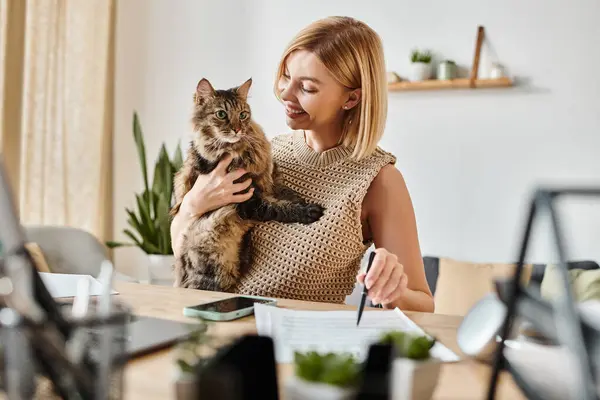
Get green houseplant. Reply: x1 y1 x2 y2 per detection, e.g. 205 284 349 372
284 351 361 400
107 111 183 284
409 49 434 82
381 331 441 400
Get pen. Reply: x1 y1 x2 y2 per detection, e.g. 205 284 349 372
356 251 376 327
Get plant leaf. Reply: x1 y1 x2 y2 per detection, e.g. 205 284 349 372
123 229 144 249
293 351 359 388
152 145 170 204
135 193 156 239
133 112 149 195
142 240 162 254
155 192 170 254
125 207 148 241
176 359 196 374
172 144 183 172
105 241 135 249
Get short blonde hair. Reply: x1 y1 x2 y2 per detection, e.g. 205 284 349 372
274 16 387 160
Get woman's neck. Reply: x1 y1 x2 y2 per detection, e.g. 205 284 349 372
304 127 343 153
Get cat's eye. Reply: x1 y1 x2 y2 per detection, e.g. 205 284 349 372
239 111 249 120
215 110 227 119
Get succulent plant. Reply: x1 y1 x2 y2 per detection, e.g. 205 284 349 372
410 49 433 64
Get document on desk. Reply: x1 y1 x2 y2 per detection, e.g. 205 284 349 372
254 304 460 363
39 272 118 298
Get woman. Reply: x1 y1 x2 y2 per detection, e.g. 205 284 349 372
171 16 434 312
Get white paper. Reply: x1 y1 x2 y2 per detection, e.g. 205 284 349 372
38 272 118 298
254 304 460 363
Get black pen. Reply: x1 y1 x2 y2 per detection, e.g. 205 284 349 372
356 251 376 327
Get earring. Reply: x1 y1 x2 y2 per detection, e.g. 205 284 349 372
343 105 349 110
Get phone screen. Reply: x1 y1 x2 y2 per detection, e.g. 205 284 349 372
188 297 273 313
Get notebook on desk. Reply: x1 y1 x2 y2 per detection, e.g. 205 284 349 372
254 303 460 363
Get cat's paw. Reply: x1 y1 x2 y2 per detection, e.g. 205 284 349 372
298 203 325 224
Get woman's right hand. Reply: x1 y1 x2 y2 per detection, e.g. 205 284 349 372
181 154 254 217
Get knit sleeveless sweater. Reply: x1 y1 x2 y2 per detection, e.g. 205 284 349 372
233 131 396 303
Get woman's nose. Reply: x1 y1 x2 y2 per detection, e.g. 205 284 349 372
279 80 295 102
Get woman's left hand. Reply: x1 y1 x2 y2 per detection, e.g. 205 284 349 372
356 248 408 306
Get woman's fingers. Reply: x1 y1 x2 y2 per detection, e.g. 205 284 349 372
229 179 253 195
379 267 403 304
364 251 386 289
356 272 366 284
227 168 248 183
230 188 254 203
366 255 393 299
214 153 234 175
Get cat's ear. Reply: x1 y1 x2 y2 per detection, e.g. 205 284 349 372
195 78 216 105
235 78 252 101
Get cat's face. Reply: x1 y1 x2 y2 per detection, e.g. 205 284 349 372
192 78 254 150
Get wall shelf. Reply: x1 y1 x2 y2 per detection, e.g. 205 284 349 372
387 26 514 93
388 77 513 92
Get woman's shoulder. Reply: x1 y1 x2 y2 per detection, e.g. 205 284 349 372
358 145 397 169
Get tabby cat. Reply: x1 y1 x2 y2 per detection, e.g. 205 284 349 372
171 77 324 291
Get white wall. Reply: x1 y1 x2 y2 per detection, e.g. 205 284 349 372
114 0 600 279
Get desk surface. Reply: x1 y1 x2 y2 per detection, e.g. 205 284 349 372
116 282 524 400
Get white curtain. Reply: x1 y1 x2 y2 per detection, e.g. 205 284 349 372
0 0 115 242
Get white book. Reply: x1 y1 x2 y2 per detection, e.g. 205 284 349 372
38 272 118 298
254 303 460 363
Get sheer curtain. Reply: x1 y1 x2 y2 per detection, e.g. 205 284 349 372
0 0 115 242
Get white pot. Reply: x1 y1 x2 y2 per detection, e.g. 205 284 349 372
390 358 441 400
408 62 432 81
490 63 505 79
147 254 175 286
284 376 356 400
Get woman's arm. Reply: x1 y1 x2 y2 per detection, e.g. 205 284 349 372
170 197 198 259
359 164 434 313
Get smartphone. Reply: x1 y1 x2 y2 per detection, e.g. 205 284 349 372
183 295 277 321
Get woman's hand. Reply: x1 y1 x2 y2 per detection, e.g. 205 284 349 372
181 153 254 217
356 248 408 306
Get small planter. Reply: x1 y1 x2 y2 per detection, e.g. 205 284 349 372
147 254 175 286
408 62 432 81
437 60 457 80
285 376 356 400
408 49 433 82
390 357 442 400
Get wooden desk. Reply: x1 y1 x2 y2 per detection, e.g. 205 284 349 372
117 282 524 399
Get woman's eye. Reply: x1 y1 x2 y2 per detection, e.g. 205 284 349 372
216 110 227 119
302 86 317 94
239 111 249 120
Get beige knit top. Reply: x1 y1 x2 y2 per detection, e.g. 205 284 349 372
233 131 396 303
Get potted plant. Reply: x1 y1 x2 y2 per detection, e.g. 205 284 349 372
107 111 183 285
285 351 361 400
380 331 441 400
408 49 433 81
171 318 223 400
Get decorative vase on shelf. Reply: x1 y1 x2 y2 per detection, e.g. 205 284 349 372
408 49 433 81
147 254 175 286
437 60 457 80
490 63 505 79
408 63 432 81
